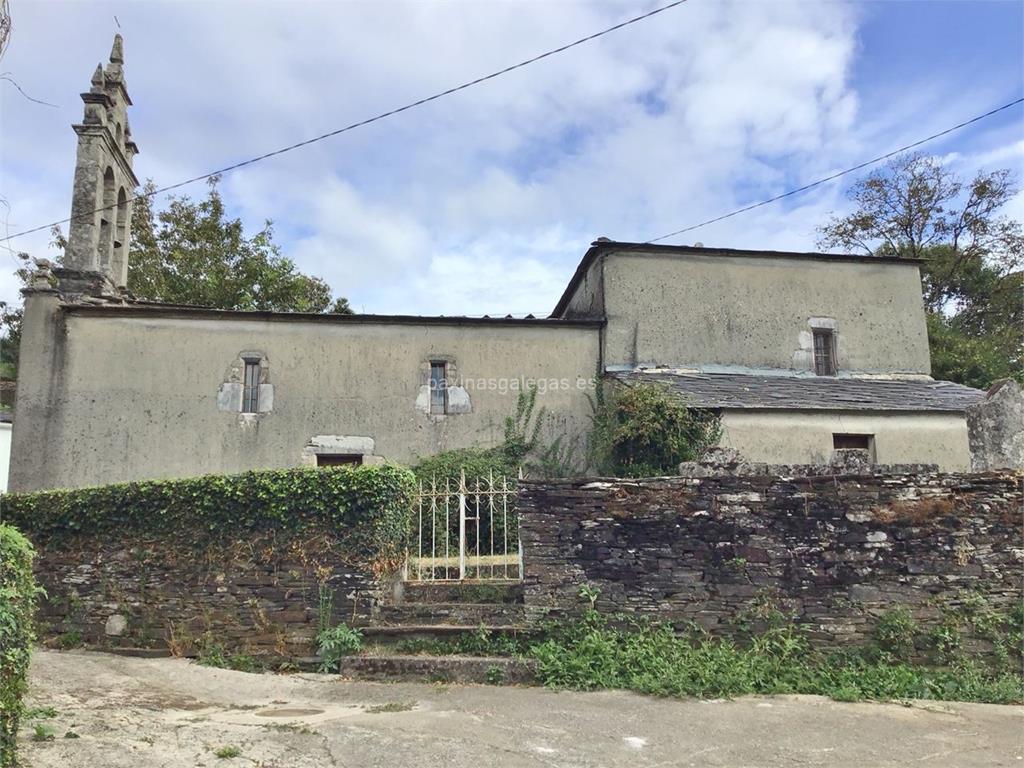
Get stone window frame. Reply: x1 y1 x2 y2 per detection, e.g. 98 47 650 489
218 350 274 417
804 317 839 376
812 328 837 376
416 355 472 419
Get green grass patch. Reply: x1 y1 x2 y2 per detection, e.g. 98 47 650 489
380 601 1023 704
54 630 84 650
31 724 55 742
529 610 1023 704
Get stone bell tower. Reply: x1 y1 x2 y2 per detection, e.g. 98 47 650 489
63 33 139 290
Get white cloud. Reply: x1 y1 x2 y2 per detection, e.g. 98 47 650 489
0 0 1015 319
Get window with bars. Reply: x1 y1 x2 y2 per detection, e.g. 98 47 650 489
242 359 261 413
429 361 448 415
812 329 836 376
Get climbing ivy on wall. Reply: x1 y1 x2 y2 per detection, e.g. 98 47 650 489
0 524 39 768
1 465 415 565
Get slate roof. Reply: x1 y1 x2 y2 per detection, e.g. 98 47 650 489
609 370 984 413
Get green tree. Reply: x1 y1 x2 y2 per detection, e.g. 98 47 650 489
0 259 30 381
127 177 352 313
817 153 1022 389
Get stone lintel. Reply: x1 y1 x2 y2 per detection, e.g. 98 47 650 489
306 435 375 455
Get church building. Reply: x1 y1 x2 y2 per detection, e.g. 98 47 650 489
8 36 984 492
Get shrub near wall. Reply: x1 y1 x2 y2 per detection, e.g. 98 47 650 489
0 525 39 768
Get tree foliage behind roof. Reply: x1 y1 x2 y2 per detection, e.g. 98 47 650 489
127 176 352 313
817 153 1023 389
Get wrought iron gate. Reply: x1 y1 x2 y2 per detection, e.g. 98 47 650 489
405 470 522 581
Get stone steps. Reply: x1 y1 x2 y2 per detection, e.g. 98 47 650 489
313 654 538 684
377 601 526 626
357 624 534 646
361 580 530 648
397 580 523 605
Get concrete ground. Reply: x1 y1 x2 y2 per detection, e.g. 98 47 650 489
22 649 1024 768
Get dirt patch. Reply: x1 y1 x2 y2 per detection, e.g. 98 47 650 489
255 707 325 718
21 649 1024 768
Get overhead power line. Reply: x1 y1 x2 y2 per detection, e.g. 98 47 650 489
1 0 690 244
646 97 1024 244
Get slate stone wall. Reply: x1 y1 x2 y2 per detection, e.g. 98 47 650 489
518 472 1023 648
678 446 939 478
32 533 382 658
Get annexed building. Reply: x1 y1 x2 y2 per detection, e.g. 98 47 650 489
552 242 982 468
8 37 983 492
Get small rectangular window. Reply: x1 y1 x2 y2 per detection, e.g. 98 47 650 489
242 360 260 413
429 361 448 415
833 433 872 451
316 454 363 467
812 329 836 376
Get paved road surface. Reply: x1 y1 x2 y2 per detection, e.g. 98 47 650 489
22 649 1024 767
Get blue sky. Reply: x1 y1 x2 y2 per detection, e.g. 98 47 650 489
1 0 1021 316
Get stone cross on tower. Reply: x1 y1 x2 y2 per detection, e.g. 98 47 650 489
64 33 139 290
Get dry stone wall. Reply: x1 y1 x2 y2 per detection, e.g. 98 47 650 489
25 470 1024 660
518 472 1023 649
32 533 380 658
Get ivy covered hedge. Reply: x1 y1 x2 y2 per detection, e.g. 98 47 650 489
1 525 39 768
0 465 416 563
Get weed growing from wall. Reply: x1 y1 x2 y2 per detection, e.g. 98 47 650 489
411 385 584 483
316 577 335 639
317 625 363 673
